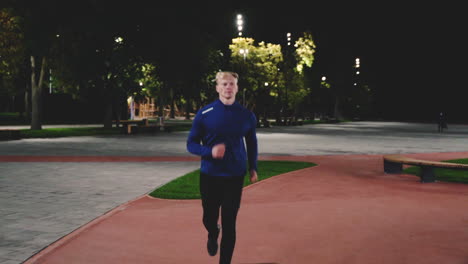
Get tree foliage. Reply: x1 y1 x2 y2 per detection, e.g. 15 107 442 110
229 37 283 110
294 32 316 74
0 8 25 97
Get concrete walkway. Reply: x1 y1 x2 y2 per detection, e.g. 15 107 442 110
1 121 467 263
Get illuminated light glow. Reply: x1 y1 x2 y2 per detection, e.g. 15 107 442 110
139 82 143 86
238 26 243 31
354 83 357 86
237 20 243 26
238 32 242 36
237 14 242 19
356 71 360 75
287 42 291 46
321 76 327 81
114 36 124 44
265 82 269 86
287 32 291 37
56 34 60 38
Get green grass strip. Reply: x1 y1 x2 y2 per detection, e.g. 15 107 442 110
20 127 121 138
149 160 316 199
403 158 468 184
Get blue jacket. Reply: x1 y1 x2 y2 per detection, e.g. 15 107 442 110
187 99 258 177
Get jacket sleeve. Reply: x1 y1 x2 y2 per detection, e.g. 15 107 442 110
187 111 212 158
245 112 258 171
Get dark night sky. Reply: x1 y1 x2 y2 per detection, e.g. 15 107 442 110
12 1 464 120
219 4 465 120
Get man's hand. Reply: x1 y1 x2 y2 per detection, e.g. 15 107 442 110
249 170 258 183
212 143 225 159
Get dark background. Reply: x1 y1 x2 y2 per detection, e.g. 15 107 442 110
2 2 465 122
128 3 465 122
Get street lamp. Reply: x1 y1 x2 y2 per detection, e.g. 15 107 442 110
114 36 124 44
236 14 244 36
353 57 361 84
239 48 249 106
354 58 360 68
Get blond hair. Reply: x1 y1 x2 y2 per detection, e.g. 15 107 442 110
215 71 239 84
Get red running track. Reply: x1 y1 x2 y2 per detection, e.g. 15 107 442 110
24 153 468 264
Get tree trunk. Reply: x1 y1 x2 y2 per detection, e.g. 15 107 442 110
103 81 113 129
185 97 191 120
24 86 30 121
10 95 15 112
103 101 113 129
158 96 164 117
333 95 342 120
30 56 46 130
170 87 175 119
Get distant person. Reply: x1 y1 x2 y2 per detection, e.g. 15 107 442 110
186 71 258 264
438 112 447 132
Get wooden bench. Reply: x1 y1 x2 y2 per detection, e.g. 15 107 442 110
139 124 177 133
383 154 468 183
113 119 148 134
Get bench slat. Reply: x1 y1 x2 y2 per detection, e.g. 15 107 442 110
383 155 468 169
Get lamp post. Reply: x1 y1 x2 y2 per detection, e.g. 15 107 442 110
239 49 249 106
353 57 362 117
236 14 244 36
283 32 293 122
354 57 360 86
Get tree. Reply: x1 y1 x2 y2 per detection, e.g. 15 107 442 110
0 7 27 114
46 1 147 127
288 32 316 118
2 1 66 129
229 37 283 123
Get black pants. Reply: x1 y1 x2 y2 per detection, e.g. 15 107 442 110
200 173 245 264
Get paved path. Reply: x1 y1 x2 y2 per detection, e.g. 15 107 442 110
1 121 467 263
24 153 468 264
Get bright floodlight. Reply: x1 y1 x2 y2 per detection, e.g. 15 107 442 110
236 14 245 36
287 32 291 37
356 71 360 75
114 36 123 44
265 82 269 86
321 76 327 81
